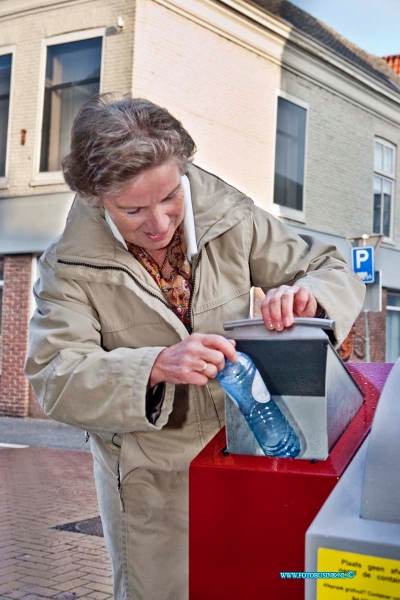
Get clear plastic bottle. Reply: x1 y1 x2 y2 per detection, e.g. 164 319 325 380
217 351 300 458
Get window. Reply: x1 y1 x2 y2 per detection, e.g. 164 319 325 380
273 95 307 214
373 138 395 238
386 292 400 362
0 52 12 179
39 35 102 173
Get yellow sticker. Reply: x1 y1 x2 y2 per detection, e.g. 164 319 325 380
317 548 400 600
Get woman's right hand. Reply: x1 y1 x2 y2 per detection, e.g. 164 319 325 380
149 333 237 387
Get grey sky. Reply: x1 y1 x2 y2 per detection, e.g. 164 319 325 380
289 0 400 57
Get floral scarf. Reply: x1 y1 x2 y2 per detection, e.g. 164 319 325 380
128 223 192 327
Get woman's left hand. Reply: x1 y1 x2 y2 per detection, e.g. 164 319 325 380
261 285 318 331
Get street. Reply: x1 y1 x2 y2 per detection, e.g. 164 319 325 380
0 418 113 599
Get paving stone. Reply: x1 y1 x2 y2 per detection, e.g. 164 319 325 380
2 591 26 599
0 448 112 598
16 588 57 598
54 589 92 599
19 595 53 600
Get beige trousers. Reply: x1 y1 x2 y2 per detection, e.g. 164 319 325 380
91 434 189 600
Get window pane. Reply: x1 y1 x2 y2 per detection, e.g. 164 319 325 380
373 176 382 234
386 309 400 362
40 37 102 172
0 54 12 177
383 180 392 237
384 146 393 174
274 97 306 211
374 142 383 171
388 293 400 308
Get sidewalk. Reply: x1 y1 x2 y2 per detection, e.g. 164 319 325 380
0 417 89 452
0 445 113 599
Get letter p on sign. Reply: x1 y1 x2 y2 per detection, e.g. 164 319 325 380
355 249 369 269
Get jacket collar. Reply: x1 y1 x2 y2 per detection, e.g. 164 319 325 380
55 164 252 272
104 174 198 262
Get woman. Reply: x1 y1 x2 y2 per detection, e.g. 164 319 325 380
25 94 364 600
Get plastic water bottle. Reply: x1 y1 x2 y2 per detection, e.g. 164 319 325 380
217 352 300 458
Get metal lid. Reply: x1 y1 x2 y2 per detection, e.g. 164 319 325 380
223 317 335 331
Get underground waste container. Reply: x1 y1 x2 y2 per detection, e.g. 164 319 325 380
189 318 393 600
305 358 400 600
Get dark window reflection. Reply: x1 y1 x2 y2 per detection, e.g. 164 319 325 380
40 37 102 172
0 54 12 177
274 97 306 211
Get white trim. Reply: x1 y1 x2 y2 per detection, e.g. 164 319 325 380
0 443 30 449
105 210 128 250
30 171 65 186
387 291 400 311
41 28 105 47
382 237 396 246
249 287 254 318
271 203 306 223
34 27 106 178
277 89 309 111
0 0 92 20
182 174 198 262
0 45 16 184
271 90 309 222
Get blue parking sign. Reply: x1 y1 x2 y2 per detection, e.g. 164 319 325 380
351 246 375 284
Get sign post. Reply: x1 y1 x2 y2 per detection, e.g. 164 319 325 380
348 235 384 363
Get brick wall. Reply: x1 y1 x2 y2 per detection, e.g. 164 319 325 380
340 288 388 363
0 255 32 416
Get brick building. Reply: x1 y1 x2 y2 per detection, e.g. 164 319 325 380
1 0 400 417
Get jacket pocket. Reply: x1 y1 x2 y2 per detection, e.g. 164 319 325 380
113 433 125 513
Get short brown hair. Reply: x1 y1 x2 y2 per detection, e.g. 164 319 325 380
62 93 196 206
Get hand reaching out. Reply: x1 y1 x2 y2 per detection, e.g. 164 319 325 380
261 285 318 331
150 333 237 387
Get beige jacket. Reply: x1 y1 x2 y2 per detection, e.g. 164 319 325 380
25 165 365 599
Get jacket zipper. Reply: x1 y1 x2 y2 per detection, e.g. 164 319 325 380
188 251 202 332
58 255 204 501
57 259 181 319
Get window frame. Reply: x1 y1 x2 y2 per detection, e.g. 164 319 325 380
0 45 16 190
386 290 400 362
32 28 105 186
373 137 396 242
271 90 309 224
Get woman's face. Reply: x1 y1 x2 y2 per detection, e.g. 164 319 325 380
103 160 185 252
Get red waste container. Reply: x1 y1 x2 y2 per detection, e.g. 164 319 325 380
189 363 393 600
